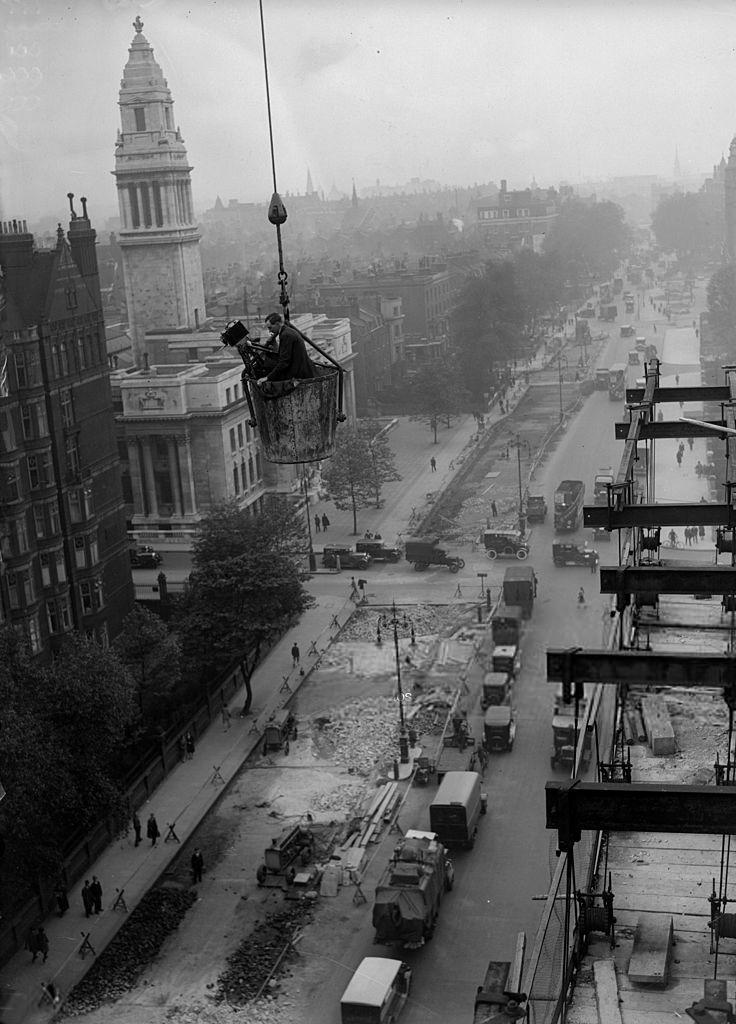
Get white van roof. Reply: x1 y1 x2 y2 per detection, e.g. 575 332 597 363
431 771 480 806
341 957 403 1007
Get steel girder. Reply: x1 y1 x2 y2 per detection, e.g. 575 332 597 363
547 648 736 687
598 565 736 594
584 503 736 529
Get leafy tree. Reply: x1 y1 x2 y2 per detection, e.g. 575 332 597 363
652 192 715 257
544 198 629 293
113 605 181 722
707 264 736 356
320 424 401 533
407 360 468 441
174 549 313 714
514 249 565 330
192 496 305 566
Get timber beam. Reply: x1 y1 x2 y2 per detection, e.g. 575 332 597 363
546 782 736 851
547 648 736 687
599 565 736 594
615 419 728 440
626 385 731 404
584 502 735 529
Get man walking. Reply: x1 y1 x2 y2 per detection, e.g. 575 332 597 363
430 456 437 472
321 513 330 532
221 704 231 732
191 847 204 884
34 926 49 963
314 513 321 533
90 876 103 915
132 811 142 847
82 880 93 918
291 642 300 667
147 812 160 847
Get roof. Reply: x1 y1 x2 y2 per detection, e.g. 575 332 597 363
484 705 512 725
340 957 403 1006
431 771 479 806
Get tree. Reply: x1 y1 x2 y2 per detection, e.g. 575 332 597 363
544 198 630 294
707 265 736 356
652 192 716 257
113 605 181 723
320 425 401 533
192 497 305 566
407 360 468 441
174 549 313 714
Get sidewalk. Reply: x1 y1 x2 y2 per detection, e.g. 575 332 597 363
1 352 546 1022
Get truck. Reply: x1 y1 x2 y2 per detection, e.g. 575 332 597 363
490 602 523 646
600 304 617 322
502 565 536 618
553 480 585 532
525 495 547 523
435 711 477 783
473 933 527 1024
613 276 624 294
608 363 626 401
372 830 454 949
625 297 635 313
404 536 465 574
593 467 614 505
429 771 486 850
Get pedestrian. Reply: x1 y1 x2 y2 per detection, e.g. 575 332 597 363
291 641 300 667
491 500 498 518
350 576 359 601
35 926 49 963
676 450 683 467
454 583 463 598
321 513 330 531
54 881 69 917
221 704 231 731
132 811 142 847
82 879 93 918
687 436 694 450
185 730 195 759
499 400 505 415
191 847 204 884
675 373 680 386
430 456 437 472
90 876 103 914
533 572 538 596
177 734 186 762
578 587 586 605
26 927 39 962
699 524 706 540
314 513 321 533
653 323 657 333
147 812 160 847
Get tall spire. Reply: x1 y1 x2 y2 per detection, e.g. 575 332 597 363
351 179 358 208
673 147 681 181
306 168 314 196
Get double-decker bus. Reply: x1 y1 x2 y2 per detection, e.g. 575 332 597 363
608 363 627 401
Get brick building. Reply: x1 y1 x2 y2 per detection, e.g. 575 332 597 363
0 203 134 657
472 179 560 253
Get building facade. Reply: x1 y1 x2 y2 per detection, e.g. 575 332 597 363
113 16 206 365
472 179 560 253
0 205 134 657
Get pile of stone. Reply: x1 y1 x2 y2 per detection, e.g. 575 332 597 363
216 903 314 1006
163 999 299 1024
311 783 367 813
338 604 449 643
61 886 197 1016
320 696 401 775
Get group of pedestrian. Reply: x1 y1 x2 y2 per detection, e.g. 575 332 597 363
313 512 330 533
683 526 705 545
81 876 103 917
26 924 49 963
177 731 196 761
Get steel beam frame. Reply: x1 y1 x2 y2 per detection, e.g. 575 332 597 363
547 648 736 687
598 565 736 594
626 385 731 404
585 503 736 529
615 420 729 440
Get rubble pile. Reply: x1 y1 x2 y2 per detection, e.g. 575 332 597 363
311 783 367 813
61 886 197 1016
164 999 299 1024
321 696 401 775
216 904 314 1006
338 604 449 642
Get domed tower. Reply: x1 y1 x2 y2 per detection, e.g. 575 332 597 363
113 16 206 365
725 135 736 261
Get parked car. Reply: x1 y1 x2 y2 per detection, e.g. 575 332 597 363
482 529 530 560
322 546 371 570
355 539 401 562
620 324 635 338
130 545 162 569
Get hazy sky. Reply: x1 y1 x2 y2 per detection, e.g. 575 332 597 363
3 0 736 225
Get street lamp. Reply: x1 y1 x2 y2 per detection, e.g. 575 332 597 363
507 434 531 536
377 601 416 764
300 465 317 572
556 351 569 423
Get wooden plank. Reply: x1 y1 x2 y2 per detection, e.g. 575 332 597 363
609 832 726 851
628 913 673 985
594 960 623 1024
616 891 707 916
607 846 723 867
508 931 526 993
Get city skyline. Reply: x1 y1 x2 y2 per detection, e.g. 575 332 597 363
1 0 735 223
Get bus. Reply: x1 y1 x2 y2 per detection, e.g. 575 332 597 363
608 363 627 401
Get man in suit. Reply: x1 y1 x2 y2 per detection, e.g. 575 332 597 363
258 313 316 383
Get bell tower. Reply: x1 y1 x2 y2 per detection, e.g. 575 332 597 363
113 16 205 365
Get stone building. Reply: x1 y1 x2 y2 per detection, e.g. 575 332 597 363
0 204 134 657
113 16 206 366
472 179 560 253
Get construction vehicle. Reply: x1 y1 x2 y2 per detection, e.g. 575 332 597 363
473 933 527 1024
429 771 486 849
436 711 477 783
593 467 614 505
404 536 465 574
550 691 592 771
484 705 516 752
256 823 315 886
525 495 547 523
490 603 523 647
502 565 536 618
372 829 454 949
608 364 626 400
341 958 412 1024
553 480 584 532
263 708 297 752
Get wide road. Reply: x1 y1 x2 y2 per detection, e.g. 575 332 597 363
303 297 660 1024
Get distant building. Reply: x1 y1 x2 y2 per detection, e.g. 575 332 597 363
0 204 134 657
472 179 560 253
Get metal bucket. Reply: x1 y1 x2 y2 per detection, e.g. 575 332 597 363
247 366 340 463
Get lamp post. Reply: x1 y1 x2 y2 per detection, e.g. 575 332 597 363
378 601 416 764
507 433 531 536
301 465 317 572
556 351 569 423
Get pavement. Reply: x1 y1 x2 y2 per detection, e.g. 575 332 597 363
0 348 550 1023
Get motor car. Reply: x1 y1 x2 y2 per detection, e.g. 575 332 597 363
552 542 599 568
620 324 635 338
130 546 163 569
482 529 530 560
355 539 401 562
322 546 371 569
635 336 647 351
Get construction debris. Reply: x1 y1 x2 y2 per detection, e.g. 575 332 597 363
163 999 300 1024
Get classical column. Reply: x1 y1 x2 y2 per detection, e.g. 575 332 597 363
176 434 196 515
127 438 146 515
167 437 183 516
140 438 159 518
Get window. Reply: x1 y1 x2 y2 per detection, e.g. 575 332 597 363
241 458 248 489
12 516 29 555
61 388 74 428
27 452 51 490
2 463 19 501
47 596 71 634
83 486 94 518
51 344 60 377
88 535 98 565
69 490 83 523
65 436 80 478
98 622 109 649
245 422 251 443
229 427 236 453
26 613 41 654
40 553 51 587
164 106 172 129
0 410 15 453
55 550 66 583
226 387 232 405
129 185 140 229
248 455 255 485
48 499 60 533
77 333 86 370
64 291 77 312
14 349 40 387
21 400 47 440
134 106 146 131
255 452 262 480
7 573 19 609
59 341 69 373
233 465 240 494
237 423 243 448
74 536 87 569
79 580 98 614
233 383 239 400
